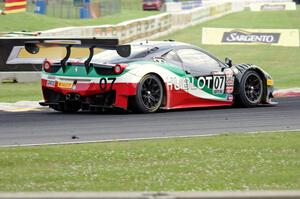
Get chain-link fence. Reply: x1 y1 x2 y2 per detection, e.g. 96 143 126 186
0 0 152 19
25 0 126 19
121 0 143 10
0 1 4 12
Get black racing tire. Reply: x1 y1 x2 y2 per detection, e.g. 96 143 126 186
237 70 264 107
50 103 80 113
129 74 164 113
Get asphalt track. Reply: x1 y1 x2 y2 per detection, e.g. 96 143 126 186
0 97 299 147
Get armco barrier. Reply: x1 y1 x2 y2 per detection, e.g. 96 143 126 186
0 191 300 199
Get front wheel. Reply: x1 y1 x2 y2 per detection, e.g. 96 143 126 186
237 70 264 107
130 74 164 113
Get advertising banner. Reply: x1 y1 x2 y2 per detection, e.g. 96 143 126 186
202 27 299 47
4 0 27 14
250 2 297 11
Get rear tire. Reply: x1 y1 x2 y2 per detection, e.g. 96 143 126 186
237 70 263 107
130 74 164 113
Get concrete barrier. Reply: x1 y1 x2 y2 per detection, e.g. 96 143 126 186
0 72 40 83
0 191 300 199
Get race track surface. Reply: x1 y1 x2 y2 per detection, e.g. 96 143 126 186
0 97 299 146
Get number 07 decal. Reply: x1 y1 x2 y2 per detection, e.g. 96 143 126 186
99 78 116 91
213 75 225 94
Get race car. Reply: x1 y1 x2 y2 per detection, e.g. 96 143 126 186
22 38 275 113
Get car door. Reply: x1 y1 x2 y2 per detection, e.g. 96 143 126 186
176 48 227 101
161 50 191 108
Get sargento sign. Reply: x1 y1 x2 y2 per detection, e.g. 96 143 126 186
250 2 296 11
202 28 299 47
221 30 280 44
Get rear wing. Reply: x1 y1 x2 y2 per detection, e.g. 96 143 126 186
0 37 131 72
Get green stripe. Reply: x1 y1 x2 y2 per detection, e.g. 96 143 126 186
187 75 227 99
43 64 129 78
127 61 186 77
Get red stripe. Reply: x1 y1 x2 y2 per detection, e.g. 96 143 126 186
5 0 26 3
165 84 232 109
5 5 26 11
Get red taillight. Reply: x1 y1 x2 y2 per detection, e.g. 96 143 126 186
43 60 52 72
114 64 128 75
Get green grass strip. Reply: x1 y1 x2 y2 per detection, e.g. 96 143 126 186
0 10 160 32
0 132 299 191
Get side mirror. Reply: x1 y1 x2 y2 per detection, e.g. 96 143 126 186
225 57 232 67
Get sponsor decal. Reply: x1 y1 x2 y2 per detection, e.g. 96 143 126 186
57 81 73 89
224 68 233 77
46 76 56 88
227 94 233 101
167 75 226 94
250 2 296 11
202 28 299 47
224 69 234 94
226 86 234 94
261 4 285 11
46 80 56 88
222 30 280 44
267 79 274 86
226 78 234 86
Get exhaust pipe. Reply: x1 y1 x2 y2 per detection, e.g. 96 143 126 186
75 94 81 101
65 93 81 101
66 94 71 100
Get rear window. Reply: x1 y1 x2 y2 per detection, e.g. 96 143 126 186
90 45 159 64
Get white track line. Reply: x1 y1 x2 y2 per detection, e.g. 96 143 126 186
1 129 299 148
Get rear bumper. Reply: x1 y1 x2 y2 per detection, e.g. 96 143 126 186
41 78 138 110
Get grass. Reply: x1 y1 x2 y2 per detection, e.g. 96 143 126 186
0 82 42 103
0 10 159 32
0 132 299 191
0 0 156 32
159 7 300 89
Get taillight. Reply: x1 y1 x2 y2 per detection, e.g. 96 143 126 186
114 64 128 75
43 60 52 72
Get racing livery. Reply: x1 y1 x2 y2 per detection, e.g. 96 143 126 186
21 38 275 113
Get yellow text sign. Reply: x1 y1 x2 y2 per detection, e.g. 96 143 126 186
202 28 299 47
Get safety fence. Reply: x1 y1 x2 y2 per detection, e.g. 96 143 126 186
39 2 235 43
